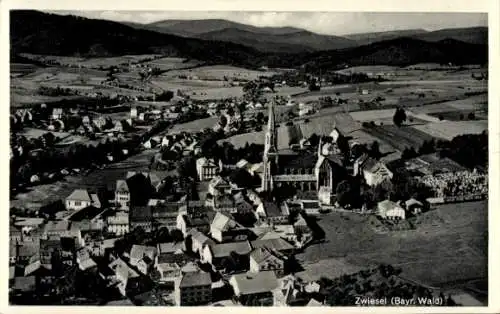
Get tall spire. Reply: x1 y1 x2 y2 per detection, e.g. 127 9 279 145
266 99 277 152
262 99 277 192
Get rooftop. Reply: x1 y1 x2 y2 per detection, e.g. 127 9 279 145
179 271 211 288
210 241 252 258
66 189 92 202
187 229 215 246
260 202 283 217
251 238 294 252
115 180 129 193
211 212 242 232
158 242 185 255
44 220 70 233
130 205 152 221
230 271 278 295
250 247 286 264
130 245 157 261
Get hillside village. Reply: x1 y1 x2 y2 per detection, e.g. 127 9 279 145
9 10 489 307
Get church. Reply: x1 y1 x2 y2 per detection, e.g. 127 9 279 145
260 100 347 197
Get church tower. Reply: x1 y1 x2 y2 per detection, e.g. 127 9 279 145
261 99 278 191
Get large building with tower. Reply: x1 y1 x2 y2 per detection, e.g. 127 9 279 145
260 101 346 196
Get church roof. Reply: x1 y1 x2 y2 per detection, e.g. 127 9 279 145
278 152 318 170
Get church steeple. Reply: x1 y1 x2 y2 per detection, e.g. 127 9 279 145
262 99 278 191
265 99 277 152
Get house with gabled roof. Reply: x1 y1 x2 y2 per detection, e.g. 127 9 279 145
115 180 130 210
129 245 157 275
52 108 63 120
185 229 215 256
208 176 231 196
249 247 287 277
210 212 245 243
229 271 278 306
65 189 93 211
354 154 393 186
202 240 252 268
108 257 141 297
251 238 295 256
256 201 290 224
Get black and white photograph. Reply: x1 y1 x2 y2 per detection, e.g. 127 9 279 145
6 4 493 308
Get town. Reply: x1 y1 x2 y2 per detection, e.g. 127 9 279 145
9 10 488 307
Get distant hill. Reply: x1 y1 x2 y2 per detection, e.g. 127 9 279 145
146 19 305 37
343 29 428 45
412 27 487 45
10 10 264 67
273 37 488 71
10 11 488 70
196 28 356 53
344 27 487 46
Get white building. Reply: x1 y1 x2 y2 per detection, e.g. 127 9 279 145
65 189 93 211
249 248 286 277
130 108 138 119
115 180 130 210
107 211 129 236
196 157 221 181
354 154 393 187
229 271 278 306
377 200 406 220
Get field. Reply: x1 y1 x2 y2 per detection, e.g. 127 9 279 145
144 57 203 71
10 148 163 210
162 65 277 81
170 117 218 133
297 201 487 288
362 125 436 151
218 130 265 148
412 120 488 140
18 53 162 68
427 111 479 121
20 128 70 140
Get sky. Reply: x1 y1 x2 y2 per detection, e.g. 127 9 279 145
50 11 487 36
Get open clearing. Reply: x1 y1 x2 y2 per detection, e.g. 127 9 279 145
163 65 276 81
170 117 218 133
19 53 162 68
412 120 488 140
297 201 487 287
362 125 436 151
10 148 162 210
144 57 202 71
427 111 480 121
219 130 265 148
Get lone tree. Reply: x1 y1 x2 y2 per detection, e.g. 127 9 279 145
393 107 407 127
336 180 355 208
370 141 381 159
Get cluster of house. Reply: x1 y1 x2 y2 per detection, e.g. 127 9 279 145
143 131 201 154
130 103 192 123
9 164 327 305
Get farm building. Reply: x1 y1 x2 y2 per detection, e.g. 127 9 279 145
377 200 406 220
354 154 393 186
405 198 424 215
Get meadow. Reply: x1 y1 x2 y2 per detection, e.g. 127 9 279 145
362 125 436 151
297 201 487 287
412 120 488 140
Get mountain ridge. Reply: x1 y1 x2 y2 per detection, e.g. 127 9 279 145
10 11 488 70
